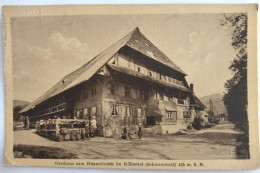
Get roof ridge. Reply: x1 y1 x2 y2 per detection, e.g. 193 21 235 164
126 28 187 75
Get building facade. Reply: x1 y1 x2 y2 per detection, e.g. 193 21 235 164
19 28 205 137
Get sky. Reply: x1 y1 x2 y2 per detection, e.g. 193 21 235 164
11 14 236 102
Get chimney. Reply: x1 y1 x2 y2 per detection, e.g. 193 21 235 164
190 83 194 92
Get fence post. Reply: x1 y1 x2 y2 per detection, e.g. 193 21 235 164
56 119 59 137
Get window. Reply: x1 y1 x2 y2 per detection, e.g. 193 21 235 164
83 108 88 118
167 111 173 118
140 89 144 100
178 99 185 104
79 110 84 119
91 106 97 117
149 71 153 76
168 77 172 83
137 108 142 117
84 88 88 99
133 88 137 99
183 111 191 118
168 94 173 102
91 87 96 96
112 105 119 116
163 76 167 82
52 107 57 112
159 93 164 100
58 104 65 110
76 110 81 119
159 74 162 80
125 86 130 97
155 92 160 99
126 106 133 116
111 84 116 95
166 111 177 119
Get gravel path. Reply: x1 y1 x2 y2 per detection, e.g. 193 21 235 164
14 122 243 159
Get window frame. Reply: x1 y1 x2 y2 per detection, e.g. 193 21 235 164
125 86 130 97
159 92 164 100
111 83 116 95
112 105 119 116
125 106 133 116
177 99 185 104
168 93 173 102
166 111 177 121
136 107 142 117
183 111 191 118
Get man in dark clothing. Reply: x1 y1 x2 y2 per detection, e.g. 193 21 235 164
138 126 142 139
121 127 128 139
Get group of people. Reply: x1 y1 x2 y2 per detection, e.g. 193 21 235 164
80 116 97 139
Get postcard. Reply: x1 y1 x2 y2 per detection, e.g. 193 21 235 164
3 4 259 170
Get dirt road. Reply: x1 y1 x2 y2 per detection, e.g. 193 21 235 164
14 122 245 160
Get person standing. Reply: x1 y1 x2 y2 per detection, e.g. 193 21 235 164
85 120 90 139
91 116 97 129
138 126 142 139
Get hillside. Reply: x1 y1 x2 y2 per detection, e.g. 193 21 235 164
199 93 227 115
13 100 30 121
13 100 30 109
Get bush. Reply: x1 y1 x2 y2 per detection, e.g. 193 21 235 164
205 122 212 128
187 124 193 129
192 117 205 130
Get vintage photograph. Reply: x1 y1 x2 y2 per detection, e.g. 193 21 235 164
3 4 259 170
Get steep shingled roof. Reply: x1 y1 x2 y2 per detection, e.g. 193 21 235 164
20 27 187 113
126 29 186 75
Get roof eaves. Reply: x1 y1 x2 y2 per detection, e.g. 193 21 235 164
108 64 191 92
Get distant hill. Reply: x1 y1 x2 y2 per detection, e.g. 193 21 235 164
199 93 227 115
13 100 30 109
13 100 30 121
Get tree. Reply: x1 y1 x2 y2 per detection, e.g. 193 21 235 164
221 13 248 131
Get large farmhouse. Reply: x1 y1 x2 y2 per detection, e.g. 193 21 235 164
19 28 205 137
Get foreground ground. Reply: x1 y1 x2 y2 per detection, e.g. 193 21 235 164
13 122 247 160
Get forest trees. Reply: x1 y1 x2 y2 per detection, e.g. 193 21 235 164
222 13 248 131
